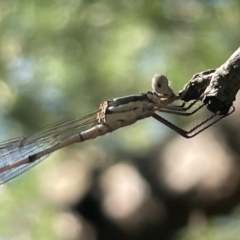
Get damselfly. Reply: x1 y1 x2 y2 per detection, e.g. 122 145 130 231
0 75 234 184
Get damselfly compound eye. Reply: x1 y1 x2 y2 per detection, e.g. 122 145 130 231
151 74 175 98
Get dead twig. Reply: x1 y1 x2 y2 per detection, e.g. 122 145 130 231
179 47 240 114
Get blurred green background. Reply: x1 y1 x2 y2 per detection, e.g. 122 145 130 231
0 0 240 240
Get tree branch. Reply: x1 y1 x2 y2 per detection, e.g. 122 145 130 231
179 47 240 114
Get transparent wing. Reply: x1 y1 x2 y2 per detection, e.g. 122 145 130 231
0 110 99 184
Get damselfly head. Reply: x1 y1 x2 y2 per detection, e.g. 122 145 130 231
151 74 175 98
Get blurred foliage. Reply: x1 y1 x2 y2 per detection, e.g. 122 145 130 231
0 0 240 240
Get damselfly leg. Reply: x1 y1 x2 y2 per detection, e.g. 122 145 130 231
159 100 205 116
152 104 235 138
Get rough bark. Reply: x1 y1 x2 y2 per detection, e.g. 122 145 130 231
179 47 240 114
